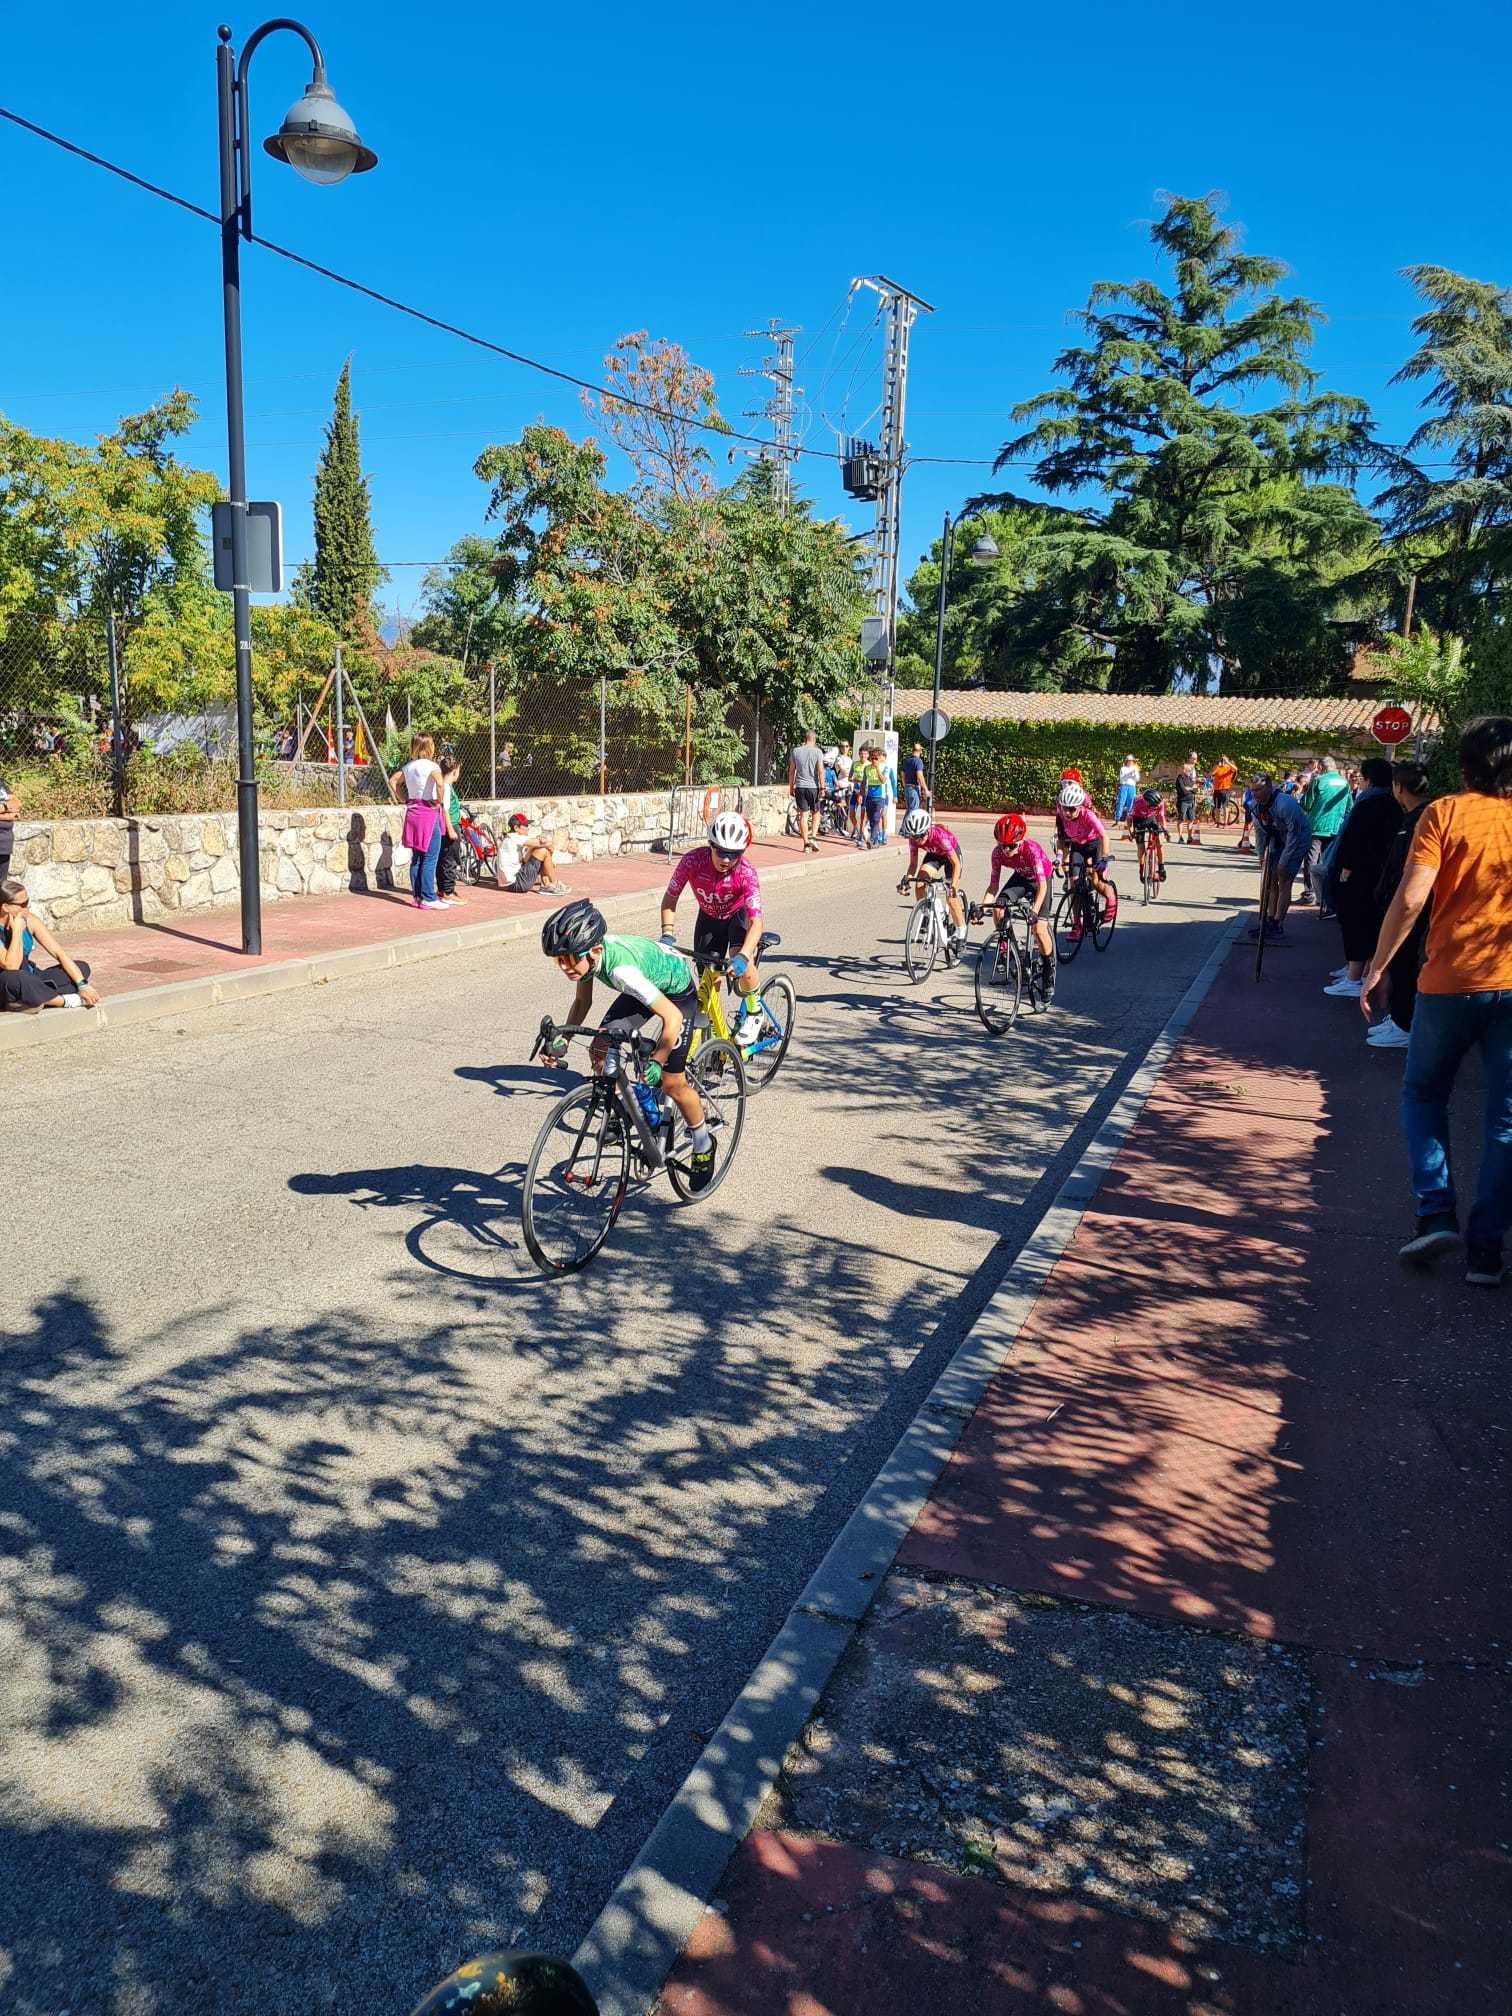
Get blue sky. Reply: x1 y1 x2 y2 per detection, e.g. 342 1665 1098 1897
1 0 1507 624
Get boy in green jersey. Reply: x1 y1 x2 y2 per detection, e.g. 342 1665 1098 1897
540 900 717 1191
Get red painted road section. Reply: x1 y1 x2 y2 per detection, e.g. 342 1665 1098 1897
657 934 1512 2015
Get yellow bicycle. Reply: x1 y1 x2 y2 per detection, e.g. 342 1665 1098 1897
684 929 796 1094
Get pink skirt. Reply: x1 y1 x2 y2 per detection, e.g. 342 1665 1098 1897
401 799 439 852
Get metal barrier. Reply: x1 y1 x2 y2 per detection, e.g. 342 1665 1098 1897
664 779 746 855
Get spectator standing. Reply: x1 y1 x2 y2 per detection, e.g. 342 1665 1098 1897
1114 754 1140 829
1361 716 1512 1285
0 771 17 884
389 732 450 910
1363 759 1433 1051
1209 754 1237 832
1246 774 1313 945
1300 757 1353 907
1 879 100 1010
1175 751 1201 845
900 743 927 816
788 730 824 853
435 752 466 906
857 745 886 849
1322 757 1402 998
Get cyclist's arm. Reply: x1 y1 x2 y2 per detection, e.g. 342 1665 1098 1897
659 896 679 936
661 854 692 919
564 979 593 1030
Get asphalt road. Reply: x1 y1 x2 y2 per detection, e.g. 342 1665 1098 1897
3 821 1260 2014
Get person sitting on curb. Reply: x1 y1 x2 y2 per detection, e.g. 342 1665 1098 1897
496 812 568 895
1 879 101 1011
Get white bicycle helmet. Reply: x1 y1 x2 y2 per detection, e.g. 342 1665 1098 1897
900 807 932 839
1057 780 1086 813
707 809 752 855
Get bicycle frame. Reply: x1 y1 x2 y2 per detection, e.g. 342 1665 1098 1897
531 1019 667 1167
683 932 788 1068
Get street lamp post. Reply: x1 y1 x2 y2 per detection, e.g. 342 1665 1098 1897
216 19 376 954
927 507 998 803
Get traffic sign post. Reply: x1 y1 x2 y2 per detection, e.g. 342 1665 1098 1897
1371 705 1412 747
918 707 952 744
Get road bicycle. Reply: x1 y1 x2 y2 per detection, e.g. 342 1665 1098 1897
683 928 796 1094
1135 831 1164 904
458 806 499 884
520 1015 747 1274
968 898 1055 1035
901 870 970 983
1053 855 1117 963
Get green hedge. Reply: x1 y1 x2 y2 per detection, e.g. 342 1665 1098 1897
877 719 1350 813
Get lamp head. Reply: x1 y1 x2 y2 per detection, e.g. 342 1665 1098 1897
967 532 1000 568
264 75 377 184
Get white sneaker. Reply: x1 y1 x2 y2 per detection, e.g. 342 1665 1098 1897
733 1013 762 1049
1329 966 1349 982
59 995 85 1010
1368 1018 1412 1048
421 898 449 910
1323 977 1364 997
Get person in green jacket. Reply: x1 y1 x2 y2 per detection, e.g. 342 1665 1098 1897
1300 757 1354 908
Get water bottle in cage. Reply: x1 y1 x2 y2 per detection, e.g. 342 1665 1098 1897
632 1079 662 1131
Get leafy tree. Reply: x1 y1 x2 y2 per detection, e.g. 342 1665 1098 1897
581 331 731 503
293 358 385 640
1377 266 1512 634
990 193 1381 693
410 533 521 672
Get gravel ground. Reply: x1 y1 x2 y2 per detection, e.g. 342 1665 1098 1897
1 824 1261 2014
762 1569 1311 1952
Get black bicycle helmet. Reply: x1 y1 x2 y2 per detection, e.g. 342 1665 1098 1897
1144 789 1164 808
541 899 606 959
407 1952 598 2016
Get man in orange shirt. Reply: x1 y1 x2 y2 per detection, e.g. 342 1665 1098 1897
1210 754 1237 830
1362 715 1512 1286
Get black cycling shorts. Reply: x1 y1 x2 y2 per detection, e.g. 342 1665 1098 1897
598 986 698 1075
793 786 819 811
994 872 1046 917
692 908 755 967
1067 842 1109 875
922 849 958 879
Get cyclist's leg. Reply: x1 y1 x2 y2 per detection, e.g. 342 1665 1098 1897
658 989 705 1129
946 858 965 930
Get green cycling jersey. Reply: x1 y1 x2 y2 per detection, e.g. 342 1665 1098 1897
592 934 694 1007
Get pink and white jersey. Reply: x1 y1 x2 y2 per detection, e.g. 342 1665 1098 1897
988 837 1054 891
1058 805 1108 849
662 846 763 921
917 824 960 859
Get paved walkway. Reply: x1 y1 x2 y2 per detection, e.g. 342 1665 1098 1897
655 928 1510 2014
49 824 872 1001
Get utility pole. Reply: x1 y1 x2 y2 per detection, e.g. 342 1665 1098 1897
855 275 933 723
740 320 800 514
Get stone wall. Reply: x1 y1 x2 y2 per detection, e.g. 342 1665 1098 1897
9 784 792 932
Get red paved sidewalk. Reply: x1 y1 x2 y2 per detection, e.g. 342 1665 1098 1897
656 931 1511 2014
47 824 885 1002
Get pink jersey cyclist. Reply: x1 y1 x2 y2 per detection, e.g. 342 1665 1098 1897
915 823 960 868
662 846 763 924
1058 802 1109 863
987 836 1054 894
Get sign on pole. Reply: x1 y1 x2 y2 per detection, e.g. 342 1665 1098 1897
1371 704 1412 747
212 500 283 594
918 706 952 744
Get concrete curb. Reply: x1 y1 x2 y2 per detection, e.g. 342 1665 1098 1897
572 911 1244 2016
0 843 883 1055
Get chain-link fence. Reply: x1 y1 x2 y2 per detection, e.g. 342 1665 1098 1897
1 611 815 822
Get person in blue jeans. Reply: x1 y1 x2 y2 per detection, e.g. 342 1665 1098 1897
1362 715 1512 1287
900 743 927 815
1114 754 1140 828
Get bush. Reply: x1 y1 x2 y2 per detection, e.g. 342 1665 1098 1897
1427 623 1512 796
879 719 1346 812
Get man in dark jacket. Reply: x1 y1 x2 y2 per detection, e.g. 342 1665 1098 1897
1363 759 1433 1050
1323 758 1402 999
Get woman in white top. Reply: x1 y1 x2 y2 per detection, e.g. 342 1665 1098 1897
389 732 453 909
1115 754 1140 832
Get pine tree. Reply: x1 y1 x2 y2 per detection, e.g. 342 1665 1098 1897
1377 266 1512 635
990 194 1381 693
297 358 383 640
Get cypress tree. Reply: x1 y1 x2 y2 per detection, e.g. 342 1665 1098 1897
302 358 382 639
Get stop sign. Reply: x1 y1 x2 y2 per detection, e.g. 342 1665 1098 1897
1372 705 1412 746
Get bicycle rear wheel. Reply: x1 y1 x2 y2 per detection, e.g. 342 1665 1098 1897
667 1039 747 1201
1142 853 1157 904
784 798 800 837
742 973 796 1092
521 1084 629 1274
905 898 940 982
1054 887 1086 963
974 935 1022 1035
1093 880 1119 951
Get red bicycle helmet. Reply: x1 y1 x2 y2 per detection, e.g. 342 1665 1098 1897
1059 767 1083 783
994 812 1027 848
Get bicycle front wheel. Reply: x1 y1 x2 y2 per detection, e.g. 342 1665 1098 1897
784 798 800 837
1093 880 1119 951
667 1039 747 1202
974 935 1022 1035
743 973 796 1092
521 1084 629 1275
1054 888 1085 964
904 898 940 982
